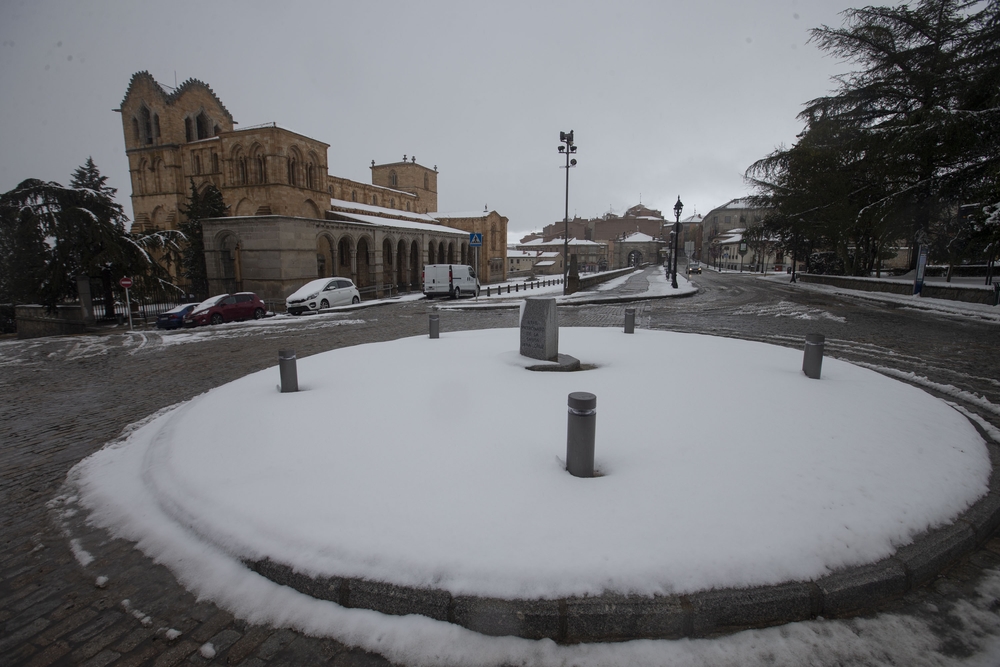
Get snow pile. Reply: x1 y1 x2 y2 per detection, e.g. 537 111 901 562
72 328 988 601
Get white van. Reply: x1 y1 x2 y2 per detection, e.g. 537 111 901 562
422 264 480 298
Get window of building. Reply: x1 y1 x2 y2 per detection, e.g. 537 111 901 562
140 106 153 145
390 198 395 208
390 171 397 187
306 163 315 189
256 156 266 183
371 194 377 205
212 153 219 173
196 112 210 140
287 159 297 186
193 154 201 175
185 117 193 143
132 117 140 144
351 190 357 202
153 114 160 142
238 156 247 185
406 202 411 211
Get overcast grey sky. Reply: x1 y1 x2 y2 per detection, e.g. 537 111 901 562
0 0 862 240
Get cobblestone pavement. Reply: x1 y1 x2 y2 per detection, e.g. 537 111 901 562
3 269 1000 666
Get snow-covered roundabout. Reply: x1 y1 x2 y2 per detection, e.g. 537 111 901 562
70 327 998 654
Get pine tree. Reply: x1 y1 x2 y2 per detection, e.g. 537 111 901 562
0 158 175 309
178 180 227 299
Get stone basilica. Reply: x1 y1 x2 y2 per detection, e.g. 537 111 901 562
117 71 508 300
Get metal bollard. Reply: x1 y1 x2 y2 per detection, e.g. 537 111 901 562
278 349 298 393
802 333 825 379
624 308 635 334
566 392 597 478
429 314 440 339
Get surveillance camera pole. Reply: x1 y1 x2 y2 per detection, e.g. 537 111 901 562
558 131 577 295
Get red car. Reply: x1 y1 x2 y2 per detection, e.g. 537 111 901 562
183 292 267 327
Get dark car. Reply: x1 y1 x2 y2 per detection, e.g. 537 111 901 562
155 303 199 330
687 261 702 275
183 292 267 327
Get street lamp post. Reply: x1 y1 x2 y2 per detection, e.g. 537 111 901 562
671 196 683 289
558 131 578 295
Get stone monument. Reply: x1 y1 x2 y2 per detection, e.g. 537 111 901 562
520 297 559 361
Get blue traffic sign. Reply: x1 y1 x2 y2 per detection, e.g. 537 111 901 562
469 233 483 247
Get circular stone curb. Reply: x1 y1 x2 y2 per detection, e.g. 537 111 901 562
240 417 1000 642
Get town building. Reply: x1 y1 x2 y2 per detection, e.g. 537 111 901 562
116 71 507 301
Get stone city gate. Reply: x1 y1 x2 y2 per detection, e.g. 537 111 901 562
202 215 468 305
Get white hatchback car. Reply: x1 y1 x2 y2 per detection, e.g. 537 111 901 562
286 277 361 315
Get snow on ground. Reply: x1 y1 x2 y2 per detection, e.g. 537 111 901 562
758 273 1000 324
74 329 987 595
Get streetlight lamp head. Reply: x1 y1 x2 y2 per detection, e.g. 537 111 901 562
570 146 577 153
558 146 565 152
570 158 577 166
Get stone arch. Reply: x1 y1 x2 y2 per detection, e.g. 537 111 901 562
316 234 335 278
306 150 321 190
448 239 458 264
303 199 321 219
460 242 468 265
136 159 148 195
382 238 394 289
356 236 373 290
150 205 166 230
230 145 247 185
234 198 255 217
217 231 241 293
428 241 436 265
196 110 211 140
249 143 267 184
627 250 642 267
438 241 447 264
337 236 353 278
153 158 167 193
410 240 420 290
396 239 408 289
287 146 302 186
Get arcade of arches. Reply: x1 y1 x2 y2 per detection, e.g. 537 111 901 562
202 215 469 302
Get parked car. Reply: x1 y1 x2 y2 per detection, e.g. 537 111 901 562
422 264 480 298
687 261 702 275
183 292 267 327
155 303 199 330
285 278 361 315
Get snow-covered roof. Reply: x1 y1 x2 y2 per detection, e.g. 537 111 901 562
329 199 438 223
526 238 605 248
431 211 490 219
508 250 536 259
329 210 465 236
535 260 556 267
622 232 655 243
539 251 560 258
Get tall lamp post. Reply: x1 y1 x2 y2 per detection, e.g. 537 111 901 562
558 131 578 295
671 196 683 289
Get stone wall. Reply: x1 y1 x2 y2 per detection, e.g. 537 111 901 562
797 274 998 305
15 305 88 340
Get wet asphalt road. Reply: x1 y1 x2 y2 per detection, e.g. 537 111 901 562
2 267 999 666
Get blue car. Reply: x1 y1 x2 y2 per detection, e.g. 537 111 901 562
156 303 199 330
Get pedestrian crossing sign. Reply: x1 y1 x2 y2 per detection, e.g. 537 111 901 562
469 233 483 246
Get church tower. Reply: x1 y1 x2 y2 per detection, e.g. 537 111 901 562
370 157 438 214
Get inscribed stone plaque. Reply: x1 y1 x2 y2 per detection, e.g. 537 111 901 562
520 297 558 361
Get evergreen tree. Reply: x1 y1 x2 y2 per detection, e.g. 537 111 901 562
748 0 1000 271
0 158 177 309
178 180 227 299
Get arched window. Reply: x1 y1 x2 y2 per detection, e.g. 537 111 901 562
287 159 297 186
390 171 398 187
238 156 247 185
371 194 377 205
193 154 201 175
153 114 160 142
351 190 357 202
213 124 220 136
140 106 152 145
256 156 265 183
306 163 315 189
196 112 210 140
406 202 411 211
185 117 193 143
